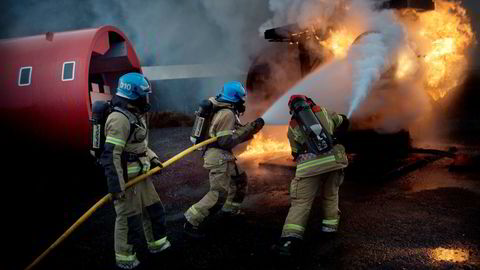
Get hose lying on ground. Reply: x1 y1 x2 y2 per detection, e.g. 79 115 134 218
25 137 218 270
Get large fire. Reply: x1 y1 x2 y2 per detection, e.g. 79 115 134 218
409 0 475 100
318 0 475 100
243 0 475 159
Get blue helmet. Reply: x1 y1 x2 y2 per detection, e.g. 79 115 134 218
217 81 246 103
116 72 152 100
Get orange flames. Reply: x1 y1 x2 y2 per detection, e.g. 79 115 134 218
430 247 469 262
243 1 475 158
318 0 475 100
320 27 356 58
238 132 291 158
409 0 475 100
395 46 418 79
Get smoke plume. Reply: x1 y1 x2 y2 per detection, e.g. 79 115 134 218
259 0 346 34
346 0 406 117
261 0 431 133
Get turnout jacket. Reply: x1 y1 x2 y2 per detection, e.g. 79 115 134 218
288 105 348 178
100 107 159 193
203 97 255 168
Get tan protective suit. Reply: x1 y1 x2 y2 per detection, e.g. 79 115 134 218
184 98 256 226
281 105 348 239
100 106 168 265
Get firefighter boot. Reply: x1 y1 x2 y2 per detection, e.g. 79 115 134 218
271 237 303 256
115 253 140 269
148 236 171 254
183 220 206 239
322 211 340 233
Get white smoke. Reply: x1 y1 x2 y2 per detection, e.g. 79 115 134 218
261 0 429 133
346 1 406 117
259 0 346 34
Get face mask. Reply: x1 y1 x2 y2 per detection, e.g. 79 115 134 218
235 102 246 115
133 97 151 113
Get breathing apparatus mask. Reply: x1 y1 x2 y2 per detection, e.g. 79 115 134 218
234 101 246 115
215 95 246 116
132 96 151 114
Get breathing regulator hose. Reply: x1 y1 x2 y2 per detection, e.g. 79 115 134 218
25 137 218 270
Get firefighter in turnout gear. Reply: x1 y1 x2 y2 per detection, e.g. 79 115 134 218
184 81 264 238
100 73 170 269
272 95 349 256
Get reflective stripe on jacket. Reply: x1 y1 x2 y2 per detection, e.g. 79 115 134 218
288 105 348 177
100 109 158 193
203 97 240 168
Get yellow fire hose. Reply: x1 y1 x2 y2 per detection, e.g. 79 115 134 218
25 137 218 270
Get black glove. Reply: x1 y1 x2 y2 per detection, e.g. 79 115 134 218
292 151 299 161
252 117 265 134
112 191 126 201
335 114 350 136
150 158 163 169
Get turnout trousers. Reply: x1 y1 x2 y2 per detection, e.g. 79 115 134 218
281 169 344 239
184 160 247 226
114 177 167 259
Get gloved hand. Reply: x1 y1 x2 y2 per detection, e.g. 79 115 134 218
335 114 350 136
292 151 299 161
112 191 126 201
150 158 163 169
251 117 265 134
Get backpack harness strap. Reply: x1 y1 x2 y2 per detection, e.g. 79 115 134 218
203 107 236 155
112 106 147 177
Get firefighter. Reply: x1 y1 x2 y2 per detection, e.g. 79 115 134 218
183 81 264 238
100 73 170 269
272 95 349 256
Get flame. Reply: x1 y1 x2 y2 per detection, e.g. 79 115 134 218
320 27 356 58
395 48 418 79
238 133 291 158
401 0 475 100
320 0 475 100
430 248 469 262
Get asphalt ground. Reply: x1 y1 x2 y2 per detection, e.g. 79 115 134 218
10 127 480 270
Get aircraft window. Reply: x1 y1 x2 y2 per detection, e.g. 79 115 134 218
18 66 32 86
62 61 75 81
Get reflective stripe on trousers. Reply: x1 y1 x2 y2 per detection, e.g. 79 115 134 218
296 155 336 172
281 170 343 238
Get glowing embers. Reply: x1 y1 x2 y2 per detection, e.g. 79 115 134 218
238 132 291 158
430 247 469 262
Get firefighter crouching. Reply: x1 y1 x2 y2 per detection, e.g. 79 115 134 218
100 73 170 269
272 95 349 256
184 81 264 238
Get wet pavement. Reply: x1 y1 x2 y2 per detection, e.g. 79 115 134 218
14 127 480 270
